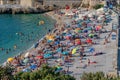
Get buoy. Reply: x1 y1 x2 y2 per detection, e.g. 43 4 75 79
39 21 44 25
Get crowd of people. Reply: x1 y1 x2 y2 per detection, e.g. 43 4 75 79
4 7 113 74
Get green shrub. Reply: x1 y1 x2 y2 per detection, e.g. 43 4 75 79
93 4 104 9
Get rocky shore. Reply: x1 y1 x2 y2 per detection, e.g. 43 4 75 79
0 4 52 14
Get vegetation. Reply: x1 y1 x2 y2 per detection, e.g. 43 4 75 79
0 65 75 80
93 4 104 10
2 65 120 80
81 72 120 80
0 66 14 80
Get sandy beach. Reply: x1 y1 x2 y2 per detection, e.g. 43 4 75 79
4 8 119 80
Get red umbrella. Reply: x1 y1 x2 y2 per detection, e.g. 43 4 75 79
86 39 92 44
65 5 70 10
75 39 81 45
36 56 43 59
66 36 71 40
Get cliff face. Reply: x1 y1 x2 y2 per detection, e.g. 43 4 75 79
20 0 33 8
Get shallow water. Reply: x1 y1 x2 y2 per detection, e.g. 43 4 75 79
0 14 55 64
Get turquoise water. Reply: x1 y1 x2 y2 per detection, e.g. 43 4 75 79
0 14 55 64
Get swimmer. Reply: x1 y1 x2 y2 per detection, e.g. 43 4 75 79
6 50 9 54
48 29 51 32
14 45 17 49
0 48 4 51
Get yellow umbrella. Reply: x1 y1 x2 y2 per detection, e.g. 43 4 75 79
7 58 14 62
46 34 55 41
72 48 77 54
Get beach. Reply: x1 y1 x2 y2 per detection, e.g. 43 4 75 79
4 8 119 80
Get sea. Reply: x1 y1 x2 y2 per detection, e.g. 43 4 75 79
0 14 55 64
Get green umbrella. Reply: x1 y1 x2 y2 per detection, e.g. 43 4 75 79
23 58 29 63
89 34 94 37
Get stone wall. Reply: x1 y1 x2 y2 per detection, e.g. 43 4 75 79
20 0 33 8
0 0 20 5
43 0 81 7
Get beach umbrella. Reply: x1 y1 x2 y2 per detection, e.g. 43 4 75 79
44 53 52 59
86 38 92 44
30 64 37 70
65 34 71 40
75 39 81 45
83 29 88 33
36 56 43 59
89 47 95 53
96 25 102 30
75 28 81 33
23 58 29 63
62 51 69 55
72 48 77 54
46 34 55 41
7 58 14 62
65 5 70 10
88 33 94 38
56 48 62 52
86 27 92 31
24 52 30 58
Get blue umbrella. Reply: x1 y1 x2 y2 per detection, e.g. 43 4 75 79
56 48 62 52
83 29 88 33
30 64 37 70
47 40 53 43
89 47 95 53
62 51 69 55
44 53 52 58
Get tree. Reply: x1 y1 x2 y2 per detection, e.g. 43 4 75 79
0 66 14 80
14 64 75 80
80 72 120 80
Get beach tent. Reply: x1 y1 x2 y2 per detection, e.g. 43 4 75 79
7 58 14 62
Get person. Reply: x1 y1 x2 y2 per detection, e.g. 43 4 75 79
104 36 108 45
87 58 90 66
14 45 17 49
80 52 83 63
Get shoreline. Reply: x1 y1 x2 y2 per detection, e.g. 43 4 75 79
2 10 58 65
